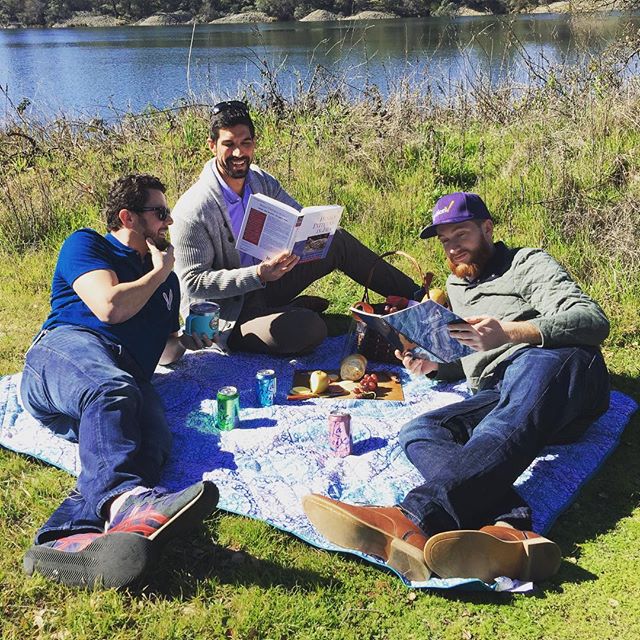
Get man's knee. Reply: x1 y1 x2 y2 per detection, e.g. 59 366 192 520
287 312 328 353
323 228 354 264
271 309 327 354
399 413 442 453
85 372 143 413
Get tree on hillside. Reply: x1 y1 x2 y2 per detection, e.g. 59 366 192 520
200 0 255 18
111 0 158 18
254 0 298 19
44 0 90 22
20 0 47 24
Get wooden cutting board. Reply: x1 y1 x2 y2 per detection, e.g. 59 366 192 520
289 369 404 401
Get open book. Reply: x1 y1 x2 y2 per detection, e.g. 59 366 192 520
351 299 474 364
235 193 343 263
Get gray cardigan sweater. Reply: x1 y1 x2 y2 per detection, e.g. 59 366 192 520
171 159 300 346
437 242 610 392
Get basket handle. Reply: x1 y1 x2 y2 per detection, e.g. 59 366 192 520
362 250 433 305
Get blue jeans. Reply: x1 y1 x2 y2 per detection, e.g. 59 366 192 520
20 326 172 544
399 346 610 535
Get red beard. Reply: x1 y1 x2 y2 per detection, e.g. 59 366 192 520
447 259 483 280
446 240 494 281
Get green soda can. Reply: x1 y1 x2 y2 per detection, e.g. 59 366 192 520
216 386 240 431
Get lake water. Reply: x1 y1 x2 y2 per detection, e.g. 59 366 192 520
1 13 639 119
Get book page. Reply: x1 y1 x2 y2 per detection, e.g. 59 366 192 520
291 205 343 263
384 300 473 363
351 300 473 363
235 194 300 261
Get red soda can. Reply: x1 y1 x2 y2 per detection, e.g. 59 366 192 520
328 410 352 457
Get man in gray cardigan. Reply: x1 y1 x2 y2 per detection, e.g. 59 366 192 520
303 192 610 585
171 101 420 354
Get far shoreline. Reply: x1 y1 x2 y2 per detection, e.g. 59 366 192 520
0 4 633 30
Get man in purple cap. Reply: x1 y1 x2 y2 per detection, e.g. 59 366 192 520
303 191 611 585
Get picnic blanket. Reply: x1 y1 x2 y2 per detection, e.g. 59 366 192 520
0 337 637 592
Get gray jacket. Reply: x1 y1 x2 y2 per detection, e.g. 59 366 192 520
171 159 300 346
437 242 610 391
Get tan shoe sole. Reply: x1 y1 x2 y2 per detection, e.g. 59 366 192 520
302 495 431 582
424 530 561 583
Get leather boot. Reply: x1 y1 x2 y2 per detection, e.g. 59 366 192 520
302 494 430 582
423 525 561 583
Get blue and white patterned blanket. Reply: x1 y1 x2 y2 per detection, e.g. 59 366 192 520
0 337 637 592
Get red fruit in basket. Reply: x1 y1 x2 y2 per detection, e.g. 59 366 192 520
385 296 409 310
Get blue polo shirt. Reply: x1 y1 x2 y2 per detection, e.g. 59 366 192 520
42 228 180 380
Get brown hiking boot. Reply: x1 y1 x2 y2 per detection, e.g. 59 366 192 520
302 494 430 581
424 525 562 583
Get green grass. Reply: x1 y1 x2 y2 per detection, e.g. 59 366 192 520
1 61 640 638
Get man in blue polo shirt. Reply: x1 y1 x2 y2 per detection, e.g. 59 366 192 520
19 174 219 589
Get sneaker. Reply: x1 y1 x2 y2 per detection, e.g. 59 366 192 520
23 531 154 589
107 480 219 546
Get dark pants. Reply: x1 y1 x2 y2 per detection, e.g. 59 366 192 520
229 228 419 354
19 326 172 543
399 346 610 535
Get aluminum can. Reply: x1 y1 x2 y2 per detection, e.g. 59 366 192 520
216 386 240 431
328 410 352 457
185 301 220 340
255 369 277 407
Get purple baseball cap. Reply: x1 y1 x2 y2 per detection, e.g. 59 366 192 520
420 192 492 239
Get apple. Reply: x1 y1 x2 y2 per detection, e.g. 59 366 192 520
309 370 330 394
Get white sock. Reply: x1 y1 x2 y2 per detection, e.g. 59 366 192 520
106 485 150 530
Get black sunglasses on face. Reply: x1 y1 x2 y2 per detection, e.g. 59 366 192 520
212 100 249 116
137 205 171 221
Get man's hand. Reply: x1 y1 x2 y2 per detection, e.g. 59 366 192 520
394 349 438 376
257 251 299 283
159 330 218 366
448 316 542 351
178 330 216 351
146 238 175 275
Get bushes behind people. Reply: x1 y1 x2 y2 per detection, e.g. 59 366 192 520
2 49 639 373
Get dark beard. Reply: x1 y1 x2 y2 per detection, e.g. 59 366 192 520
446 240 494 281
221 156 250 179
154 235 170 251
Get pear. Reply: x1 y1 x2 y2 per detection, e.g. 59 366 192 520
428 287 448 307
309 370 330 394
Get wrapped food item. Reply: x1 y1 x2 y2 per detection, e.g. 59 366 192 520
339 353 367 381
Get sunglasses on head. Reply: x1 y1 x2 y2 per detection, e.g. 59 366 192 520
137 205 171 221
212 100 249 116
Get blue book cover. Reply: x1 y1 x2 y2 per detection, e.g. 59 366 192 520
350 300 473 364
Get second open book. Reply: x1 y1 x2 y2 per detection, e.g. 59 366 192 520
351 299 474 364
235 193 343 263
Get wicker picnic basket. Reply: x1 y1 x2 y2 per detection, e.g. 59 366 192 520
353 251 433 364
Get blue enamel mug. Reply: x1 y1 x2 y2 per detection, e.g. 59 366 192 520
185 301 220 340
